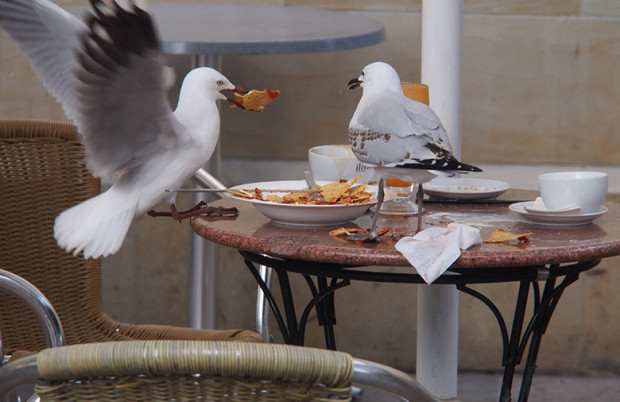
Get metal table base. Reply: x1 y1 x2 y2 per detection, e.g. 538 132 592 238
240 251 599 402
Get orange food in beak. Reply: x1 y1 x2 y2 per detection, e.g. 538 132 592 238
231 89 280 112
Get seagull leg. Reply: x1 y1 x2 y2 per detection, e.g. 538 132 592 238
415 184 424 233
147 202 238 221
367 177 385 239
345 177 384 243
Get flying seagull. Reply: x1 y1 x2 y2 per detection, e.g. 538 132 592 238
347 61 481 241
0 0 248 259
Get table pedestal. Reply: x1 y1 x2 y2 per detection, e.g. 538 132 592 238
240 252 599 402
417 286 459 399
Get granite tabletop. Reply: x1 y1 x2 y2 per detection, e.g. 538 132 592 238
191 190 620 269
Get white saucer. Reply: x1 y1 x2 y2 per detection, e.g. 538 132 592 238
509 201 607 226
425 178 510 200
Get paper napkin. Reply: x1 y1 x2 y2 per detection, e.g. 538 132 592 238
395 223 482 284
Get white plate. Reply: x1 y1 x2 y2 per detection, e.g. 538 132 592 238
424 178 510 200
509 201 608 226
229 180 376 226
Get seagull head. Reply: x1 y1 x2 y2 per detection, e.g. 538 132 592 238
179 67 247 110
348 61 403 95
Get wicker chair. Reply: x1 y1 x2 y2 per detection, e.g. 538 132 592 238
0 119 262 360
0 340 445 401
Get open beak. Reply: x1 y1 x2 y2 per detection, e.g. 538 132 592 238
220 86 247 110
348 78 362 90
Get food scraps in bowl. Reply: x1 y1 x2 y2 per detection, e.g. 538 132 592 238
231 89 280 112
230 177 374 206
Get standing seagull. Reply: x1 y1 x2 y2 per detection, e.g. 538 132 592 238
0 0 247 259
348 61 481 240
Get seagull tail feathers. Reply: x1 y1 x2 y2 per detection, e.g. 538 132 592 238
53 188 136 259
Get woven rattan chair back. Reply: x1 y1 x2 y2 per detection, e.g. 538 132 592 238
36 341 355 401
0 120 261 356
0 340 443 402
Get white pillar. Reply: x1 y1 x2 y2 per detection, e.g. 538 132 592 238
417 0 463 399
421 0 463 158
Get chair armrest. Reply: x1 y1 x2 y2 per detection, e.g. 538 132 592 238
0 270 64 349
352 358 461 402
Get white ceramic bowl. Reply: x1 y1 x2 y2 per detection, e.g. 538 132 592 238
229 180 376 226
538 171 608 213
308 144 374 184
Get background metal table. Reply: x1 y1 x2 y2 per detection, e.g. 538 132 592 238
191 193 620 401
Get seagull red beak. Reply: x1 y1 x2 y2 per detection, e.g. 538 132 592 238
221 87 247 110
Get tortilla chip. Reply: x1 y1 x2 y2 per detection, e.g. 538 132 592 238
282 191 312 203
265 194 284 203
228 189 254 199
232 89 280 112
329 227 367 237
484 229 532 243
320 176 360 203
347 183 367 196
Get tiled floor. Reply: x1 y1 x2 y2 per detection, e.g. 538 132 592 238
358 371 620 401
457 371 620 402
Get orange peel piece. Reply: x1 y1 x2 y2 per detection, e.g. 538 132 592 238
232 89 280 112
484 229 532 243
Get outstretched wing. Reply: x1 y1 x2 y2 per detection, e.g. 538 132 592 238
74 0 180 177
0 0 85 122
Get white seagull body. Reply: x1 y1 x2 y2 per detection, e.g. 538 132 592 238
0 0 245 259
347 61 481 239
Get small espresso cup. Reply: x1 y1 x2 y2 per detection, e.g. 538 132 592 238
308 144 374 184
538 171 608 213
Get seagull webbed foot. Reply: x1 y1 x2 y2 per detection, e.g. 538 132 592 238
148 202 239 221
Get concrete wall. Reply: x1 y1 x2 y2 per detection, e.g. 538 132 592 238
1 0 619 374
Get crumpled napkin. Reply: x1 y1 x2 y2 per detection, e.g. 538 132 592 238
394 223 482 284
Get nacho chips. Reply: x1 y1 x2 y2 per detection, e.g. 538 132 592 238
232 89 280 112
230 176 374 206
484 229 532 243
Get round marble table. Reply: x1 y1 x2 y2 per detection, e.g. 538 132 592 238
191 192 620 402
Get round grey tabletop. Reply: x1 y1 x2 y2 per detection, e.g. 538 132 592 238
147 3 386 55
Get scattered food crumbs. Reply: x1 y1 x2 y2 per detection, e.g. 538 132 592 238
329 227 389 242
484 229 532 244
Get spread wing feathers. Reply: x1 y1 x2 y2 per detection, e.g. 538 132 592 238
0 0 85 122
74 0 180 177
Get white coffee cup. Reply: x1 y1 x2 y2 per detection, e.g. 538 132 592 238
308 144 374 184
538 171 608 213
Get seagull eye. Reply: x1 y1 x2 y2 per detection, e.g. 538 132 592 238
216 80 224 86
